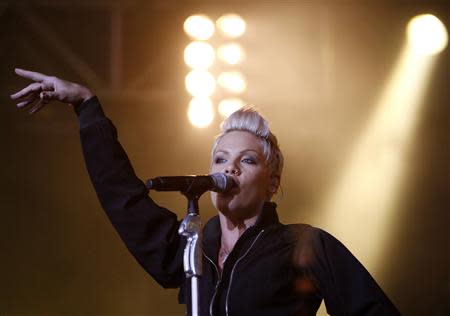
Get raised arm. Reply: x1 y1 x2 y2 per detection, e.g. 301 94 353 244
10 69 185 288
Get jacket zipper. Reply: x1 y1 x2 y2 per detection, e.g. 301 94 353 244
225 229 265 316
203 251 220 316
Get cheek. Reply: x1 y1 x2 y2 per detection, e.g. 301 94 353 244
210 162 220 174
258 173 273 196
244 173 271 196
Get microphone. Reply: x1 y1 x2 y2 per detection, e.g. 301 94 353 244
146 173 235 194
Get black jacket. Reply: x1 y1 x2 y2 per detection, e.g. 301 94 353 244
76 97 401 316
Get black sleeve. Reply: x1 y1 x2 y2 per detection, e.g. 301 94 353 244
75 96 185 289
297 227 402 316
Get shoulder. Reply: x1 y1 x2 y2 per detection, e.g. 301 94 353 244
274 224 351 265
286 224 345 246
278 223 336 244
261 223 328 254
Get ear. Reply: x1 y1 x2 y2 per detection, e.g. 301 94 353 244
269 175 280 196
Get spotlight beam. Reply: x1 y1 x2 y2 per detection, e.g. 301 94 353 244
318 43 439 276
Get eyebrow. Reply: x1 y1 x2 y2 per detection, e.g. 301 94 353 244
214 149 260 155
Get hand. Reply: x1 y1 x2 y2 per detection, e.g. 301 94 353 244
10 68 94 115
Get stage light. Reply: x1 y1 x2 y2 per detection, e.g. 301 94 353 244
218 98 245 117
216 14 246 38
319 44 438 274
184 41 215 69
217 43 245 65
188 97 214 128
184 15 215 40
185 70 216 97
217 71 247 94
407 14 448 55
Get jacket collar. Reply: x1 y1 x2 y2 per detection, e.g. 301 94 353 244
202 202 280 263
254 201 280 229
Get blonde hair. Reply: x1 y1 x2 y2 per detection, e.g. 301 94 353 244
212 106 284 180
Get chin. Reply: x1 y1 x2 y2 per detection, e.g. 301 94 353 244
212 194 258 220
212 193 234 213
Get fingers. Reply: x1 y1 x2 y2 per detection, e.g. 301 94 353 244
40 91 58 100
10 82 42 100
15 68 48 82
28 98 48 115
13 89 54 114
12 68 57 115
17 97 36 109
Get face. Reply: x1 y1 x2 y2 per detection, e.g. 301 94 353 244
210 130 277 220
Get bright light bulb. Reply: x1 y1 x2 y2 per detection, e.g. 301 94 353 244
407 14 448 55
184 41 215 69
185 70 216 97
216 14 246 38
184 15 215 40
217 43 245 65
218 98 245 117
188 97 214 128
217 71 247 94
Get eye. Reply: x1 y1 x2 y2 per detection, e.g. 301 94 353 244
242 157 256 164
214 157 226 164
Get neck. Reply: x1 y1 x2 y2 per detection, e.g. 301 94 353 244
219 212 259 252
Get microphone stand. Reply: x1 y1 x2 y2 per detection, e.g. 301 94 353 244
178 190 204 316
146 175 232 316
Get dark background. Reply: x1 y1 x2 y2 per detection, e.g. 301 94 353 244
1 0 448 315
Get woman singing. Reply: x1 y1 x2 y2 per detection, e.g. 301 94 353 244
11 68 401 316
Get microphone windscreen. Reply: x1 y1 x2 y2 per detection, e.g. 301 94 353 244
210 173 235 193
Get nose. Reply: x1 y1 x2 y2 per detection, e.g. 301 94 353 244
224 165 241 176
